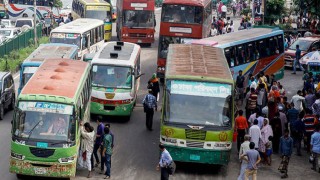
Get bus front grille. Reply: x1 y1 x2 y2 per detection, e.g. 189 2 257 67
29 147 55 158
129 33 147 38
186 140 204 148
185 129 206 140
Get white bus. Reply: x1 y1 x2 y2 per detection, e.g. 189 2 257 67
90 41 142 119
49 18 105 59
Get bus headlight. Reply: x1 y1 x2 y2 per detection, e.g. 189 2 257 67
11 152 25 160
58 156 75 163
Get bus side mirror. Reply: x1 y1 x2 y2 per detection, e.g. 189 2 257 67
135 73 145 79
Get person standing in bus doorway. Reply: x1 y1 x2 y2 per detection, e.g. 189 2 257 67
157 144 173 180
80 122 95 178
292 45 305 74
236 70 245 104
142 89 157 131
92 117 105 174
102 127 113 179
148 73 160 101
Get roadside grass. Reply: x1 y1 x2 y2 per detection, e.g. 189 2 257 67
0 37 49 72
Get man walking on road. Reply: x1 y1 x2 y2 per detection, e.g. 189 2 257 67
292 45 304 74
249 120 261 150
290 90 305 112
92 117 105 174
235 110 248 152
102 127 113 179
311 124 320 173
279 129 293 178
142 89 157 131
240 142 261 180
238 135 251 180
157 144 173 180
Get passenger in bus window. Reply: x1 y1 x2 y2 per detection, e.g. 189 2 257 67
172 13 182 23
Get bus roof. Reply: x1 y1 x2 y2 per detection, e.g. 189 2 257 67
91 41 141 67
163 0 211 6
166 44 232 80
51 18 104 34
21 59 90 99
78 0 111 5
202 28 283 48
23 43 78 63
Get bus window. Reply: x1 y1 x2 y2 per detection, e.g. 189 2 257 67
161 5 203 24
257 40 265 58
268 37 276 55
277 35 284 53
247 43 255 62
224 48 232 67
237 45 246 65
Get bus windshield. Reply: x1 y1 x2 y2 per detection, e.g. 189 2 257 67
22 66 38 88
50 33 81 48
289 39 313 51
123 10 154 28
13 102 75 142
86 6 111 21
165 80 232 127
92 65 132 89
161 4 203 24
159 36 195 58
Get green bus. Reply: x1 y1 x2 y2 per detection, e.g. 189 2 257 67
160 44 234 165
10 59 91 178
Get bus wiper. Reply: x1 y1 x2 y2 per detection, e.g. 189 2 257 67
51 140 72 146
26 120 43 143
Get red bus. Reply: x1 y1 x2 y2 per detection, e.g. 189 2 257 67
157 0 212 81
116 0 155 45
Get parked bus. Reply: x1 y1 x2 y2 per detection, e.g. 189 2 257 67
90 41 142 119
193 28 285 80
10 59 91 178
157 0 212 81
50 18 105 59
5 0 59 20
72 0 112 41
18 43 78 95
160 44 234 165
116 0 155 46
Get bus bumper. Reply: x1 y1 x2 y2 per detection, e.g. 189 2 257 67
90 101 134 116
10 158 76 177
122 37 154 44
163 144 231 165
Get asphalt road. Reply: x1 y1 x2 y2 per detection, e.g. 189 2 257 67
0 9 320 180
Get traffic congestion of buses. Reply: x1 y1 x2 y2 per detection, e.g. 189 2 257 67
0 0 286 178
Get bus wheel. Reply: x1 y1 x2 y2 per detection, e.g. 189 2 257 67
0 104 4 120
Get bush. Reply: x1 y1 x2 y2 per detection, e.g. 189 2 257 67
0 37 49 72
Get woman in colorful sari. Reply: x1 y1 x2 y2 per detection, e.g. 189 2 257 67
259 118 274 164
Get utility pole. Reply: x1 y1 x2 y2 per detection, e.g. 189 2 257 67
33 0 38 46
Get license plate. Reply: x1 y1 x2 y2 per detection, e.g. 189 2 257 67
34 167 47 175
190 154 200 161
137 40 142 43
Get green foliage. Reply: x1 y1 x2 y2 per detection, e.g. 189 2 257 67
265 0 286 25
0 37 49 72
240 8 251 16
54 0 63 8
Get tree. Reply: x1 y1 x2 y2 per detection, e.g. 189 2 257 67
264 0 286 25
293 0 320 19
53 0 63 9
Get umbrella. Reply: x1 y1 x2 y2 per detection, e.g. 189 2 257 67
300 51 320 65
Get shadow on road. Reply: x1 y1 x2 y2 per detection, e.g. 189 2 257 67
175 161 228 176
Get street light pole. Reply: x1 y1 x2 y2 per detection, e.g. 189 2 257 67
33 0 38 46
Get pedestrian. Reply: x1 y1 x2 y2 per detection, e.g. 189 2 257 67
249 119 261 150
291 111 306 156
142 89 157 131
105 124 114 149
287 103 299 128
235 110 248 152
256 111 264 129
257 83 267 113
305 89 316 111
157 144 173 180
279 129 293 178
303 109 319 152
92 117 105 174
259 118 273 163
312 93 320 116
102 127 113 179
271 112 283 153
248 108 259 127
278 106 288 135
240 142 261 180
311 124 320 173
148 73 160 101
80 122 95 178
292 45 305 74
236 70 245 103
238 135 251 180
265 136 273 165
290 90 305 112
245 88 258 120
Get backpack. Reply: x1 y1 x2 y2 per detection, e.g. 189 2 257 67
167 161 176 175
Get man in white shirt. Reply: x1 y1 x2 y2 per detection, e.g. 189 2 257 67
290 90 305 112
238 135 251 180
221 4 227 18
157 144 173 180
248 109 259 126
249 119 261 150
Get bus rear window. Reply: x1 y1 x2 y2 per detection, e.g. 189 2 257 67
161 4 203 24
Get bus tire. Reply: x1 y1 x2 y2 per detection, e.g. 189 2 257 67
0 104 4 120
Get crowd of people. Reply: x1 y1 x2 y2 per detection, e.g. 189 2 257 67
211 16 252 36
235 70 320 179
